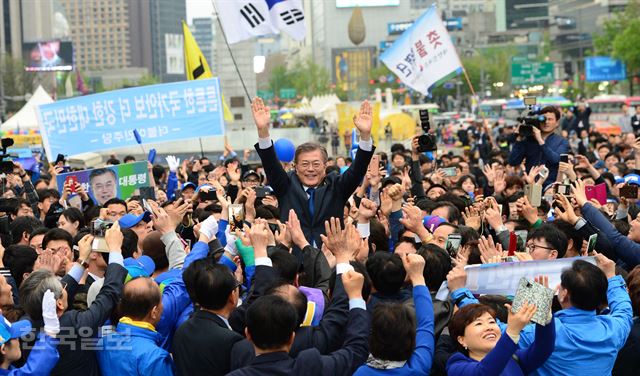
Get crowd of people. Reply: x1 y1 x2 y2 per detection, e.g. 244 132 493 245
0 96 640 376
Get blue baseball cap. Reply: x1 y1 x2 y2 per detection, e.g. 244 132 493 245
0 315 31 345
123 256 155 283
625 174 640 186
195 184 214 194
182 182 196 191
118 211 152 229
423 215 446 231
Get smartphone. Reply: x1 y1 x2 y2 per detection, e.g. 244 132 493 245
255 186 273 198
442 167 457 177
508 231 517 256
587 233 598 255
620 184 638 199
147 148 157 164
555 183 572 196
142 199 153 214
512 277 554 326
525 184 542 207
139 186 156 201
585 183 607 205
514 230 528 253
65 176 78 194
55 153 65 165
560 154 569 163
62 166 71 173
199 188 217 201
229 204 245 235
474 187 484 197
445 233 462 258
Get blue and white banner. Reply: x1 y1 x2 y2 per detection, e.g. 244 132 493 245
36 78 225 159
381 4 462 95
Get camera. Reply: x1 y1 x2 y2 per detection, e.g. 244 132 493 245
516 97 546 138
91 220 113 237
0 138 15 175
417 109 437 152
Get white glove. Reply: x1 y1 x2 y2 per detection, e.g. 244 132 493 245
166 156 180 172
200 214 219 240
225 229 238 257
42 289 60 336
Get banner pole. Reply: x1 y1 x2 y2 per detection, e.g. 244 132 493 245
460 66 495 149
210 0 253 103
199 138 205 159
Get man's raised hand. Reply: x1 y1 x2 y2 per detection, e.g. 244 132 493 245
353 100 372 140
251 97 271 138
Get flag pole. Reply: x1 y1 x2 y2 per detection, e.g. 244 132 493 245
210 0 253 103
460 66 495 148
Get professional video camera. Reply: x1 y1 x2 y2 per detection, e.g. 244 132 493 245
416 109 437 152
0 138 15 175
517 97 546 138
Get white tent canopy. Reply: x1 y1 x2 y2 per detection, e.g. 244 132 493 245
1 85 54 132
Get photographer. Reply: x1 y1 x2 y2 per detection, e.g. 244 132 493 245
508 106 569 186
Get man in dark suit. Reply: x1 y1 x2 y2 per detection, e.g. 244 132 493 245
227 269 370 376
632 105 640 135
18 226 128 376
251 97 375 247
172 260 245 376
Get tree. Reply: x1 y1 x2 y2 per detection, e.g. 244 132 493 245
594 0 640 95
267 59 330 99
1 56 37 114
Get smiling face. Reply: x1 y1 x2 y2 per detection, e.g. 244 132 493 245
457 312 501 356
90 172 117 205
629 217 640 242
295 149 326 187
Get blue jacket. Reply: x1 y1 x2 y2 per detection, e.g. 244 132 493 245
454 274 632 376
447 319 555 376
0 334 59 376
155 239 210 350
354 285 434 376
508 133 569 185
97 322 175 376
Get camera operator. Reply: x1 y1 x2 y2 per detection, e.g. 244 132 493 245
508 106 569 186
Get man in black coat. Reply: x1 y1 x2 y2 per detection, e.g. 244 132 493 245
19 228 127 376
172 260 246 376
227 268 370 376
251 97 375 247
632 105 640 135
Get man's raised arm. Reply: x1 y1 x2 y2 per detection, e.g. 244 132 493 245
251 97 289 196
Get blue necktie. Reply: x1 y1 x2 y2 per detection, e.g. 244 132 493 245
306 187 315 219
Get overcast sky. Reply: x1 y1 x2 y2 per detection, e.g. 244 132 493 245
186 0 214 24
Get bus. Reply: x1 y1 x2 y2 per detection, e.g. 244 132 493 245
587 95 640 134
479 99 507 120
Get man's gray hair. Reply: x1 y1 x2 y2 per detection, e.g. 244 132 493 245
19 270 63 320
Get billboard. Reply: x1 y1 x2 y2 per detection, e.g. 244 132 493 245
336 0 399 7
165 33 184 75
332 47 376 99
56 162 150 206
37 78 225 160
585 56 626 82
23 40 73 72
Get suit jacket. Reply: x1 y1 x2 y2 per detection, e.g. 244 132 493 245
255 142 375 247
227 307 370 376
231 274 351 370
23 262 127 376
173 310 245 376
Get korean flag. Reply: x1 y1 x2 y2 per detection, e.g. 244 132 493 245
266 0 306 41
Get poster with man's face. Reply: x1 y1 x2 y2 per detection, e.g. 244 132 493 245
56 161 150 205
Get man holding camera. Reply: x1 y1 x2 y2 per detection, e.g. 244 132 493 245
508 106 569 186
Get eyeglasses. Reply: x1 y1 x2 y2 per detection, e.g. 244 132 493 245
244 179 260 184
525 243 555 254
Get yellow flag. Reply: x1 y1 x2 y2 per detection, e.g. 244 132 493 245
182 20 233 122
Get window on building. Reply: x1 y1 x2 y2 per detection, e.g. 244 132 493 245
230 96 245 108
234 113 243 121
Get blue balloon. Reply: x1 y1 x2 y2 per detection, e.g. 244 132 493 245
274 138 295 163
